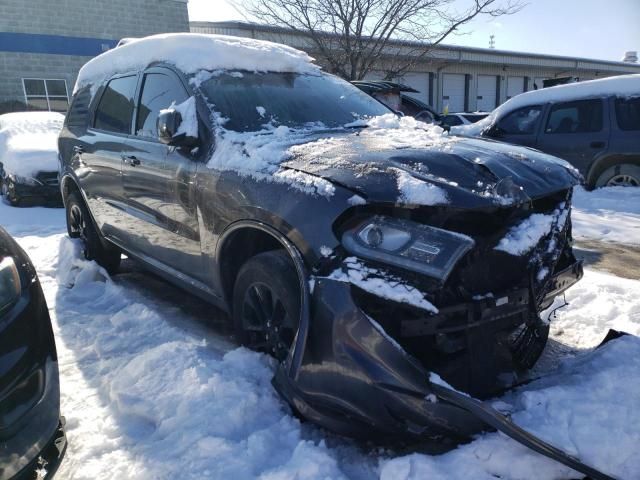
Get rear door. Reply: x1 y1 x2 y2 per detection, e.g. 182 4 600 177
536 98 610 175
83 74 138 240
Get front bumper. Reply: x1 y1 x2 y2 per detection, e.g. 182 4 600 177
274 258 583 442
10 182 62 205
11 418 66 480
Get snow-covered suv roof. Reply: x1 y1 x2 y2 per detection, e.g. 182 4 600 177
74 33 320 93
453 74 640 136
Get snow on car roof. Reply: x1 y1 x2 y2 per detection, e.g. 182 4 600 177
453 74 640 136
74 33 320 93
0 111 64 134
0 112 63 177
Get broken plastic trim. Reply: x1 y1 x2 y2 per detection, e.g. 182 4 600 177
430 383 615 480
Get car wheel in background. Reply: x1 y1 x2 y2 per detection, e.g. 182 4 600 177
2 178 22 206
65 191 121 274
594 163 640 188
232 250 301 362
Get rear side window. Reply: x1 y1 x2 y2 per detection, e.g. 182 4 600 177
136 73 188 138
94 76 137 134
497 105 542 134
615 97 640 131
66 87 92 126
545 99 603 134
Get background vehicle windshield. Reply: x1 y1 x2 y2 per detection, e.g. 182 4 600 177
198 72 391 132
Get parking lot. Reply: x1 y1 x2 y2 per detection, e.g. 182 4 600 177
2 182 639 479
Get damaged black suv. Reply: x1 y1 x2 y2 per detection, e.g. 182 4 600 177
59 34 585 463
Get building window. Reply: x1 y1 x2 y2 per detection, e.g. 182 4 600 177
22 78 69 112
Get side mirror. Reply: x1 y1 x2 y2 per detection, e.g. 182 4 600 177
157 108 198 148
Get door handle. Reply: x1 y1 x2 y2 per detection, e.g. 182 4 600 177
73 145 84 154
590 141 606 149
123 155 141 166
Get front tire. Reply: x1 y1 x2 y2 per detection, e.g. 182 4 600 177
594 163 640 188
2 178 22 206
232 250 300 362
65 191 121 274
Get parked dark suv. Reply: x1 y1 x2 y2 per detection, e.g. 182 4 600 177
58 34 603 474
477 76 640 188
0 227 66 479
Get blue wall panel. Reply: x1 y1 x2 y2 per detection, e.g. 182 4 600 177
0 32 117 56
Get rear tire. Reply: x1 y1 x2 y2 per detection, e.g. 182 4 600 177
2 178 22 206
594 163 640 188
232 250 300 362
65 191 121 274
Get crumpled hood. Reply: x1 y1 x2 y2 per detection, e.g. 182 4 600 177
282 129 580 207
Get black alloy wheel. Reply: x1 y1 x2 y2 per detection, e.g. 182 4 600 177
65 191 121 274
233 250 300 362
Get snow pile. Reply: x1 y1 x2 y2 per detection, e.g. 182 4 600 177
36 235 348 479
380 333 640 480
327 257 438 313
452 74 640 136
0 112 64 177
572 186 640 245
394 168 449 206
3 197 640 479
495 204 568 255
75 33 319 93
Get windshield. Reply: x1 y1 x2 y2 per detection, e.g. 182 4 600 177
197 71 391 132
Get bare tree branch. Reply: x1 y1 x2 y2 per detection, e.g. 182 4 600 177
232 0 524 81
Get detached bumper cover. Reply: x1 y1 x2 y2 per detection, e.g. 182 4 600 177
273 258 596 469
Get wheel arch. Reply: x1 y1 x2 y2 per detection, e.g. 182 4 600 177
585 154 640 188
216 220 311 380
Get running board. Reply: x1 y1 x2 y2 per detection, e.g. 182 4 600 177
431 383 615 480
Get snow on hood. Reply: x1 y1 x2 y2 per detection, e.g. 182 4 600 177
0 112 63 177
452 74 640 137
205 113 578 206
75 33 320 94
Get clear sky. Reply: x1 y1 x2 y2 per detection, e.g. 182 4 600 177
188 0 640 62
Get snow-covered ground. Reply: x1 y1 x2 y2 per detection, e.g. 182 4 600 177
572 186 640 245
1 191 639 479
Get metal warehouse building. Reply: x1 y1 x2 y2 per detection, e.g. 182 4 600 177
0 0 189 114
192 21 640 113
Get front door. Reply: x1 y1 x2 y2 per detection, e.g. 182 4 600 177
122 67 203 279
487 104 544 148
536 98 610 176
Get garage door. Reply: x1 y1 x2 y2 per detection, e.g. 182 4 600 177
476 75 497 112
441 74 465 113
399 72 430 104
506 76 525 100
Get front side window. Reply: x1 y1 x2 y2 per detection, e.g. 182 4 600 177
94 76 138 134
497 105 542 134
22 78 69 112
136 73 188 138
614 96 640 131
545 99 603 134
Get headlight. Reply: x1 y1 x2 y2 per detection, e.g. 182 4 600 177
0 257 22 312
342 216 474 282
